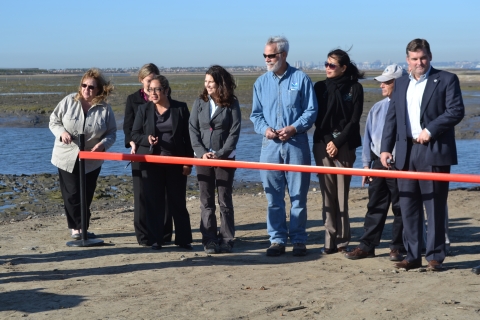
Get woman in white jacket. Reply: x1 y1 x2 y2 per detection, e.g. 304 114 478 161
49 68 116 240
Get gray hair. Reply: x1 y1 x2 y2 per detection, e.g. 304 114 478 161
266 36 289 54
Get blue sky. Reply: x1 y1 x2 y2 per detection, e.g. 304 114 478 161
1 0 479 69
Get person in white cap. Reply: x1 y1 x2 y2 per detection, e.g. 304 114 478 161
345 64 407 260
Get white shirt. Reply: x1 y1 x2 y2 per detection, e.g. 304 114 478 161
406 66 431 138
209 96 218 118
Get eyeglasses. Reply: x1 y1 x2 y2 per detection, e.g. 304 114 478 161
263 52 283 59
147 87 163 93
382 79 395 85
81 83 96 90
324 62 339 70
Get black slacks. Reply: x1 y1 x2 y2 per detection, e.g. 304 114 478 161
397 143 449 264
196 163 236 246
58 161 101 230
132 161 173 245
359 158 404 252
142 163 192 246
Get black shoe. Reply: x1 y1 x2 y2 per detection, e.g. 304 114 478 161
219 242 233 253
177 244 193 250
292 243 307 256
266 243 286 256
472 265 480 275
320 247 338 255
151 243 162 250
204 241 219 254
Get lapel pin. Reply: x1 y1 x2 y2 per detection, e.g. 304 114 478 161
434 79 437 82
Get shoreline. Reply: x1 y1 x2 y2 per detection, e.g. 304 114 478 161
1 172 478 222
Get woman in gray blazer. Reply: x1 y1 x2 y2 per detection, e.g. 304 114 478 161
189 65 241 254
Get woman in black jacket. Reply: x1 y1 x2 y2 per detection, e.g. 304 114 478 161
189 65 241 254
313 49 364 254
131 75 194 250
123 63 173 246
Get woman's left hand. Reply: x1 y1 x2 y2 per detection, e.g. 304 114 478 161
182 165 192 176
326 141 338 157
91 142 105 152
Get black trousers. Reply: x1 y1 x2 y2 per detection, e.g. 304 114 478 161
58 161 101 230
398 143 449 264
132 161 173 245
142 163 192 246
196 163 236 245
359 158 404 252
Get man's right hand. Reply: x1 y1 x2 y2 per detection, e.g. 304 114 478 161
265 127 278 140
380 152 393 168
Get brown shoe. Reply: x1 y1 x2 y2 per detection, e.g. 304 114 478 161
389 249 404 261
345 247 375 260
426 260 444 271
394 259 422 270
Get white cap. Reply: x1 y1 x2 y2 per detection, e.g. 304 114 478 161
374 64 407 82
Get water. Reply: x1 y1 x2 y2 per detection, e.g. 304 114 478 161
0 127 479 189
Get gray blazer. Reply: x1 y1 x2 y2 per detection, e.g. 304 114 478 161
189 97 241 159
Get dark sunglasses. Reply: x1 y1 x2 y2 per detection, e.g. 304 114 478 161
383 79 395 85
263 52 283 59
324 62 339 70
81 83 96 90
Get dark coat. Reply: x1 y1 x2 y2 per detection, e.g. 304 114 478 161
189 97 241 159
131 99 194 158
313 81 363 149
381 67 465 169
123 89 147 148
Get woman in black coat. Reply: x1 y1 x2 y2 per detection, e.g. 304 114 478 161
131 75 194 250
123 63 173 246
313 49 364 254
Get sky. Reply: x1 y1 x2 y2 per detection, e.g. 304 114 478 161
1 0 479 69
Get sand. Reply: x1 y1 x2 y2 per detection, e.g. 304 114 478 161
1 187 480 319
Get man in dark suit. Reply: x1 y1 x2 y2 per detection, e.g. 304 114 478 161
380 39 464 271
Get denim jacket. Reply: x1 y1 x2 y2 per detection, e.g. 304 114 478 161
250 64 318 136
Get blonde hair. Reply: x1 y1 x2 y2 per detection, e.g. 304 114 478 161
75 68 114 105
138 63 160 82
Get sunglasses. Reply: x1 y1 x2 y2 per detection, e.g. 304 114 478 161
263 52 283 59
324 62 339 70
383 79 395 85
147 87 163 93
81 83 96 90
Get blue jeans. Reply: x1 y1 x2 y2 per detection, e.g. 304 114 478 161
259 133 311 244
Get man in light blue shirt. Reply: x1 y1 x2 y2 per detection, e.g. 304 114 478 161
250 36 318 256
345 64 406 261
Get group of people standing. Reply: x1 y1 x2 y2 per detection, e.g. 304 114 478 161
251 36 465 273
49 35 470 272
123 64 241 253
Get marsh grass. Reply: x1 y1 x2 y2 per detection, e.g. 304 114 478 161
1 70 478 124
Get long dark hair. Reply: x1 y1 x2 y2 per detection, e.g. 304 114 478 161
200 65 236 107
328 49 365 81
